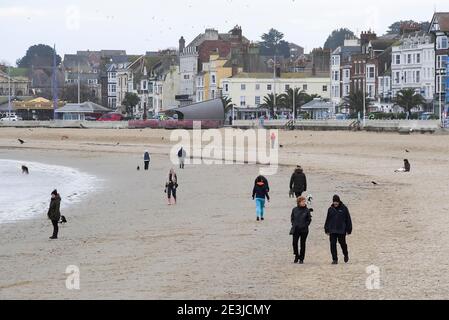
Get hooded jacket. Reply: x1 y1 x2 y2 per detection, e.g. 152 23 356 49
289 169 307 193
291 206 312 233
252 181 270 200
324 203 352 235
47 195 61 221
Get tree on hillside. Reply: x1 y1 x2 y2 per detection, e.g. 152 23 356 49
122 92 140 116
385 20 430 35
394 89 425 114
260 28 291 58
60 84 98 104
16 44 62 68
323 28 356 51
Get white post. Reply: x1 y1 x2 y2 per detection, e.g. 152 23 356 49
8 65 11 116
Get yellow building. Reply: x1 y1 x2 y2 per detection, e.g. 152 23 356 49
196 53 233 102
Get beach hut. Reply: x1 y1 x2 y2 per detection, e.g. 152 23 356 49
55 102 110 121
301 98 334 120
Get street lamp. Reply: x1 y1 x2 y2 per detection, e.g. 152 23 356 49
8 65 11 116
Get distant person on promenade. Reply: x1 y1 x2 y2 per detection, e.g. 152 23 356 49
324 195 352 264
165 168 178 205
290 196 312 264
270 132 277 149
144 150 151 171
47 189 61 240
252 176 270 221
229 115 233 126
395 159 411 173
290 166 307 198
178 147 187 169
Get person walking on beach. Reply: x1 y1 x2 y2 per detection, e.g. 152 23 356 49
324 195 352 264
290 196 312 264
178 147 187 169
270 132 276 149
143 150 151 171
252 176 270 221
47 189 61 240
290 166 307 198
165 168 178 205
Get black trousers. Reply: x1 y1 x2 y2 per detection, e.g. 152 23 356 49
329 234 348 261
294 191 303 198
144 161 150 170
51 219 59 238
167 186 177 200
292 231 309 260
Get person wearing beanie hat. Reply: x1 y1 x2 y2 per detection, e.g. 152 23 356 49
324 194 352 264
47 189 61 239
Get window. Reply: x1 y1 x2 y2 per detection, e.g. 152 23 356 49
184 75 190 80
240 96 246 107
267 84 272 91
211 90 215 99
255 84 260 90
416 71 420 83
395 55 401 65
224 84 229 92
437 36 449 50
109 84 116 94
211 75 216 84
322 85 328 92
303 84 308 91
437 55 448 69
345 70 350 78
416 53 421 64
395 72 400 84
403 72 407 84
407 54 412 64
255 96 261 105
367 67 375 79
241 84 246 90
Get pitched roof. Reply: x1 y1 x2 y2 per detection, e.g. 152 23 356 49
55 101 109 113
431 12 449 32
301 98 333 110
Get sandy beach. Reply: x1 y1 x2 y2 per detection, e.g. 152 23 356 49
1 127 449 299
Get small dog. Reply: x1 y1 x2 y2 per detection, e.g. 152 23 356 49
21 165 29 174
59 215 67 224
306 194 313 206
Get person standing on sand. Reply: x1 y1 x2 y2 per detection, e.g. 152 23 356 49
47 189 61 240
290 196 312 264
144 150 151 171
165 168 178 205
178 147 187 169
270 132 276 149
290 166 307 198
252 176 270 221
324 195 352 264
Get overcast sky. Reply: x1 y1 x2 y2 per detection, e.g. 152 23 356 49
1 0 448 65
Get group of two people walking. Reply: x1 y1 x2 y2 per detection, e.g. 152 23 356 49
252 167 352 264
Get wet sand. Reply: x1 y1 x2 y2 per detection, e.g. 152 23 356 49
1 128 449 299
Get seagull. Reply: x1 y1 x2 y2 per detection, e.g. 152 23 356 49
371 181 378 185
18 139 25 144
405 149 410 153
279 144 284 148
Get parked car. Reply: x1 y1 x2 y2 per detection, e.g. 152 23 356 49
0 115 22 121
84 116 98 121
97 113 124 121
419 112 435 120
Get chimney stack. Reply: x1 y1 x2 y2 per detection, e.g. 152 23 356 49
179 36 185 54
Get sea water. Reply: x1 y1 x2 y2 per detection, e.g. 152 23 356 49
0 159 99 224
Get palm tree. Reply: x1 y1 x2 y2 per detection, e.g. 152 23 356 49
343 91 370 116
279 88 310 115
395 89 425 114
260 93 284 115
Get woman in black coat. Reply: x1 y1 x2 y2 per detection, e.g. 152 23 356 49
290 196 312 264
47 189 61 239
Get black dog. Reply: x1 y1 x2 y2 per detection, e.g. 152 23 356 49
59 215 67 224
21 165 29 174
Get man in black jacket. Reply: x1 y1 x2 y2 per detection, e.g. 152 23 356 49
289 166 307 198
324 195 352 264
291 196 312 264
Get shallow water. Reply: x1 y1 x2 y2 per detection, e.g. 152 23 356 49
0 159 99 224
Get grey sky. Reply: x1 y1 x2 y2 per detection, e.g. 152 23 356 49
1 0 447 65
